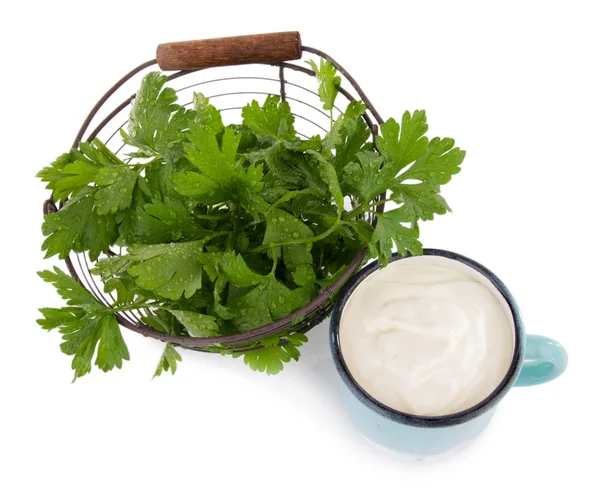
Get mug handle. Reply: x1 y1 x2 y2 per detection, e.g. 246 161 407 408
515 334 568 387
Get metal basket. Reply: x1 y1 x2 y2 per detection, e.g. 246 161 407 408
42 31 385 352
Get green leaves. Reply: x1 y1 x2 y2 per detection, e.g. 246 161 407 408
343 150 386 203
193 93 224 133
132 199 212 244
37 154 96 204
341 110 465 263
127 241 206 300
230 276 311 331
94 166 140 215
42 187 118 261
37 268 130 381
186 125 241 183
377 111 429 175
242 95 296 142
37 139 124 203
182 124 267 216
306 59 341 111
324 101 371 174
153 343 182 378
121 72 195 162
39 141 141 260
263 208 314 247
391 182 451 221
167 310 219 337
38 66 466 380
38 266 104 309
219 251 265 287
398 136 465 186
307 150 344 213
369 207 423 265
234 333 308 375
172 171 228 205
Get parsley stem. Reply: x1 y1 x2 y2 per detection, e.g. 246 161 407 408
229 203 238 250
269 255 278 277
345 199 394 220
269 188 319 211
194 212 230 221
113 302 163 312
247 217 341 253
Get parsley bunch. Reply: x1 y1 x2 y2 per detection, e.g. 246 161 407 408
37 61 465 380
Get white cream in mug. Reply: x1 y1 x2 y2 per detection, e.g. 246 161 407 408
339 255 515 416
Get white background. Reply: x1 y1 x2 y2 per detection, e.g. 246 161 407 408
1 1 598 487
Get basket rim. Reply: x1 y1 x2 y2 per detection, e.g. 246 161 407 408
43 45 386 348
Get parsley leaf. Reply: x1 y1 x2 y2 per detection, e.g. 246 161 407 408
37 139 124 203
397 136 465 186
91 255 132 281
41 187 118 261
369 207 423 264
219 251 265 287
233 333 308 375
103 275 138 306
153 343 182 378
141 310 182 335
292 264 316 287
306 59 341 111
127 241 206 300
230 277 311 331
263 208 314 270
391 182 451 221
193 92 224 133
167 310 219 337
183 125 267 216
172 171 229 205
37 154 97 203
186 125 241 183
38 266 104 309
343 150 386 203
323 101 371 174
307 150 344 213
377 111 429 175
38 267 130 381
132 199 212 244
242 95 296 142
121 72 195 163
263 208 314 247
94 166 140 215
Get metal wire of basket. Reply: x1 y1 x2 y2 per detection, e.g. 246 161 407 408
42 32 386 352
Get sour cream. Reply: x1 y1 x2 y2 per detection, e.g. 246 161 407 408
339 255 514 416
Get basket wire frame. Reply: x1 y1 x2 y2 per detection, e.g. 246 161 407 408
43 46 386 352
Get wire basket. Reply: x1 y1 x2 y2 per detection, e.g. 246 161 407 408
42 32 386 352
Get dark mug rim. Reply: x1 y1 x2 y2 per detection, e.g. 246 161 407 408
329 249 525 428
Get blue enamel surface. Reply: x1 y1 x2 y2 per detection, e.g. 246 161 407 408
330 249 568 456
341 384 496 457
515 334 568 387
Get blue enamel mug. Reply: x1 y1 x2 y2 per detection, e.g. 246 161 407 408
329 249 568 457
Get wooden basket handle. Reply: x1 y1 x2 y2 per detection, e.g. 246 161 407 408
156 31 302 71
